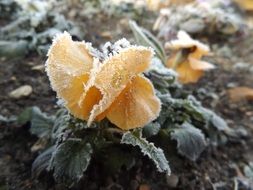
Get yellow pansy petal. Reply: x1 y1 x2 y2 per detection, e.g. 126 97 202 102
166 51 189 69
176 61 204 84
84 47 154 125
62 75 90 119
78 86 105 120
46 32 95 119
106 75 161 130
189 58 215 70
190 47 210 60
47 32 93 75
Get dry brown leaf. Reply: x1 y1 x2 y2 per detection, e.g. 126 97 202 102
228 87 253 102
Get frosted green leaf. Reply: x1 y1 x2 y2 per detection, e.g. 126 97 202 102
121 129 171 175
171 122 206 161
146 58 177 92
244 162 253 179
143 122 161 138
129 20 166 64
17 106 54 138
0 40 28 58
17 107 33 125
29 107 54 138
32 146 55 177
50 139 93 182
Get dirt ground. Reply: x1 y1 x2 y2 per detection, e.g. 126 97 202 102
0 10 253 190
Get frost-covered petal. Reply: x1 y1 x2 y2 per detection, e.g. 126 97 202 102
46 32 95 119
82 46 154 125
47 32 93 76
106 75 161 130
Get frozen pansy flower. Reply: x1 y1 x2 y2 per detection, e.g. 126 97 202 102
46 32 161 130
165 31 215 84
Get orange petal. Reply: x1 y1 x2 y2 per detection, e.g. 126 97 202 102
46 32 95 119
190 47 210 60
47 32 93 75
83 47 154 125
106 75 161 130
176 61 203 84
166 51 188 69
189 57 215 70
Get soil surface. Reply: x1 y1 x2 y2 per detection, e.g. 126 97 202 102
0 8 253 190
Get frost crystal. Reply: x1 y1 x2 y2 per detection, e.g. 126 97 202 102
101 38 131 59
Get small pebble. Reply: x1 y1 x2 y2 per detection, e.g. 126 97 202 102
166 174 179 188
227 82 238 88
100 31 112 39
9 85 33 99
10 76 16 81
233 62 250 70
31 64 44 71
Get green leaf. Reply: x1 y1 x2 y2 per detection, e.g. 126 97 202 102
32 146 55 177
146 58 177 92
50 139 93 182
0 40 28 58
206 110 229 131
0 114 16 124
244 162 253 179
171 122 206 161
17 107 33 125
173 99 205 122
121 129 171 175
30 107 54 138
187 96 229 131
143 122 161 138
52 109 71 140
17 106 54 139
129 20 166 64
